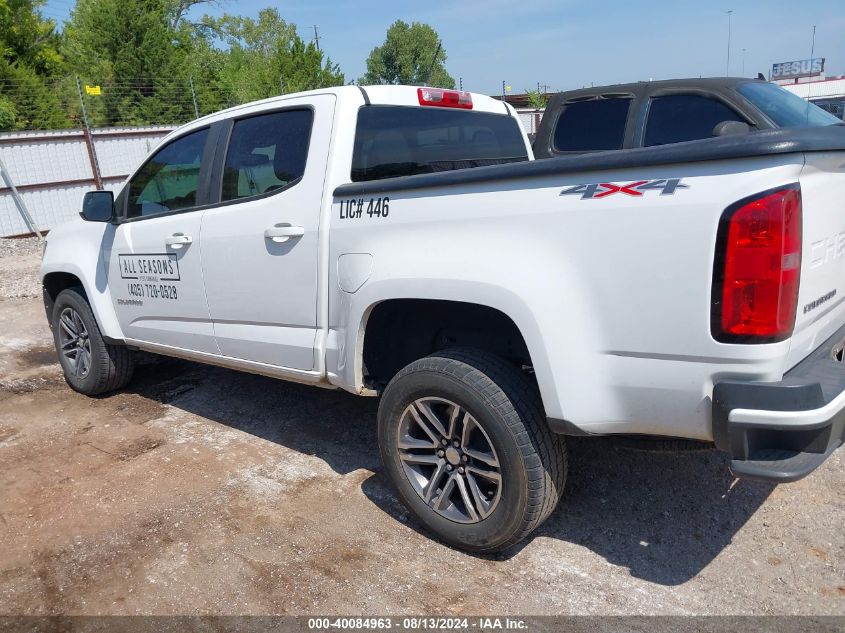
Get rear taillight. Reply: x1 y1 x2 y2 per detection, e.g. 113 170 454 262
712 185 802 343
417 87 473 109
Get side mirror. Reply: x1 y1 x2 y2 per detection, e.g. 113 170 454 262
81 190 114 222
713 120 752 137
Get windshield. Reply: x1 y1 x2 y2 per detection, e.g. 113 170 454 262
351 106 528 182
737 81 843 128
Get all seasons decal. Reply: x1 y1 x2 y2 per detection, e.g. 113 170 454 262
118 254 180 303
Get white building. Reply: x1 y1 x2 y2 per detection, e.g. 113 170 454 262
777 76 845 120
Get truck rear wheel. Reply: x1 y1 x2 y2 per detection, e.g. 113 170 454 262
52 287 134 396
377 348 566 552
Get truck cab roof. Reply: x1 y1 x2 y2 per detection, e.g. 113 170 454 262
170 85 516 146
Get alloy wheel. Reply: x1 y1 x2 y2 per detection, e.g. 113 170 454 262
397 397 502 523
57 307 92 379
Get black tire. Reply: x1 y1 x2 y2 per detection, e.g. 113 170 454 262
51 287 134 395
378 348 567 553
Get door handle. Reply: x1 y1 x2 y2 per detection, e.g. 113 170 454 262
264 224 305 243
165 233 192 248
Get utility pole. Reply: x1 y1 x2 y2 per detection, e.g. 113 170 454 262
189 76 199 119
75 76 92 134
75 75 103 190
809 24 816 60
807 25 817 111
313 25 321 51
726 10 733 76
741 48 746 76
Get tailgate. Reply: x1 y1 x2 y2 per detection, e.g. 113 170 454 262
787 151 845 369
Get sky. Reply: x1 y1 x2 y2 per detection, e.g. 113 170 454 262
41 0 845 95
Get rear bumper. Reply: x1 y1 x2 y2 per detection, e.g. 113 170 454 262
712 322 845 482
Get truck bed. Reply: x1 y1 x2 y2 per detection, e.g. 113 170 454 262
333 125 845 441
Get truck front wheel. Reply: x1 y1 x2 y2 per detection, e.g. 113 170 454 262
51 287 134 396
377 348 567 552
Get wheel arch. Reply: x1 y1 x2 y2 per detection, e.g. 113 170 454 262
342 279 563 421
41 264 123 341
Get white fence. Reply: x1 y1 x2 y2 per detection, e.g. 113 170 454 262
515 108 545 136
0 126 173 237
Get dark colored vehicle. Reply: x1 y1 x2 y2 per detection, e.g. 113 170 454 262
533 77 843 158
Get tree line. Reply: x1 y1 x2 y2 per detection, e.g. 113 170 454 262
0 0 455 131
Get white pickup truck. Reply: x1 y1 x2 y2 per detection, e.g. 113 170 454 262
41 84 845 552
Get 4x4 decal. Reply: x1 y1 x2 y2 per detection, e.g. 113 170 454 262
560 178 689 199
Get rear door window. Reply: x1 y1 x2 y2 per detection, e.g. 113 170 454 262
644 94 745 146
221 109 313 201
552 97 631 152
351 106 528 182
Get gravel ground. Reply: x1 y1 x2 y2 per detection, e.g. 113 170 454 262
0 239 843 616
0 237 42 300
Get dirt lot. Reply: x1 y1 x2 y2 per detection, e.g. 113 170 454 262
0 237 843 616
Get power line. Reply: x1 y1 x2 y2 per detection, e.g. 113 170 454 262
2 73 328 130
